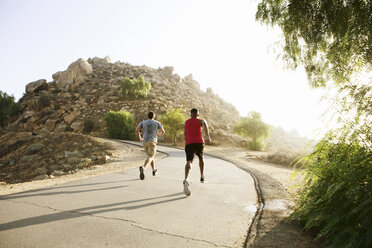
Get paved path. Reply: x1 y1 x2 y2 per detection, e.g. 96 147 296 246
0 143 257 248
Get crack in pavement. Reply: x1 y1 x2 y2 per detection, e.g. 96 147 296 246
1 199 232 248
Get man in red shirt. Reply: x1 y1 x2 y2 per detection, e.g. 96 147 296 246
183 108 211 196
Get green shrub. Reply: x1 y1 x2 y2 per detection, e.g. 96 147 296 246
291 134 372 248
248 140 264 151
0 91 19 127
83 119 95 134
159 108 186 145
233 111 270 151
120 75 151 100
104 111 135 140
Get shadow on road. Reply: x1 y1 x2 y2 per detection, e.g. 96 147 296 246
1 181 129 200
0 192 185 231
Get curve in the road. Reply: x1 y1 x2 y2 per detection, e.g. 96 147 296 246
119 140 264 248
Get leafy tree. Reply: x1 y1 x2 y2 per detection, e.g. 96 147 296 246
256 0 371 145
233 111 270 151
159 108 186 145
120 75 151 100
256 1 372 246
256 0 371 87
0 91 19 127
104 111 135 140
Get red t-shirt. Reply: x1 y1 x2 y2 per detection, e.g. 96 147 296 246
185 118 204 145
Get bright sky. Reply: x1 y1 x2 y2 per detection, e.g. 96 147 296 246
0 0 328 139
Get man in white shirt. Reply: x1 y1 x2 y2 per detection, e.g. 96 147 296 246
135 111 165 180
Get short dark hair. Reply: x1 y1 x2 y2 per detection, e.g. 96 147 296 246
148 111 155 119
191 108 198 117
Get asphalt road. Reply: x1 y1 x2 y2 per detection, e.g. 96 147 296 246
0 143 257 248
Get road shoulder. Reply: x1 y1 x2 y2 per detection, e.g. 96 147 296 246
205 146 324 248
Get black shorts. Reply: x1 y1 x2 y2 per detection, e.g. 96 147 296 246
185 143 204 162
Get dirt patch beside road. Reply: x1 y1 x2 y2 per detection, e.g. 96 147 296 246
0 138 166 196
204 146 324 248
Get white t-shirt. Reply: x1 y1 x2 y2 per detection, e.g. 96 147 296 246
137 119 163 143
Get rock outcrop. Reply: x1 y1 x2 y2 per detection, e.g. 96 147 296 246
25 79 48 94
54 58 93 89
6 57 241 139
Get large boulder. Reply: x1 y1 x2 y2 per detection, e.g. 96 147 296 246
64 110 81 125
25 79 48 93
158 66 174 77
89 56 111 69
71 121 84 132
182 74 200 90
52 71 62 81
91 56 110 65
43 119 57 132
206 87 214 95
55 59 93 89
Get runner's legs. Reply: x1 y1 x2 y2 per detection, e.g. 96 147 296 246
197 154 205 179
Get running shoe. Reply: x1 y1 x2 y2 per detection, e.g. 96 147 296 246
152 169 158 176
183 180 191 196
139 166 145 180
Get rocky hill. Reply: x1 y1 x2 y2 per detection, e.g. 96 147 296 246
6 57 240 138
1 57 245 184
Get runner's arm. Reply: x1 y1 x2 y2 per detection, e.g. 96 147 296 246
135 125 143 142
157 127 165 136
184 122 187 143
201 120 211 144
